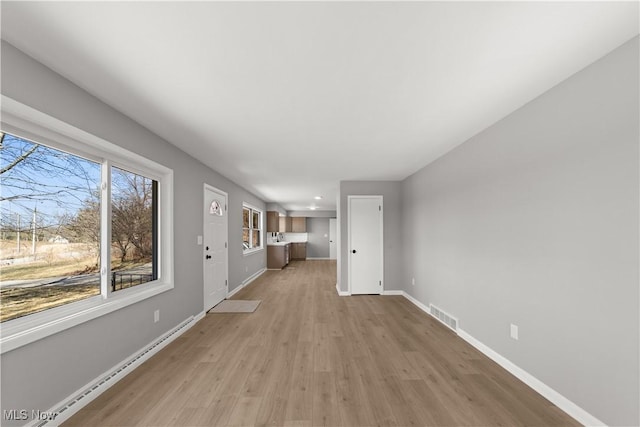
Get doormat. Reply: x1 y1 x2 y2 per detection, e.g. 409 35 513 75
208 300 261 313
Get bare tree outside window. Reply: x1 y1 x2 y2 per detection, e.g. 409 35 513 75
110 167 156 291
0 132 101 322
0 132 158 322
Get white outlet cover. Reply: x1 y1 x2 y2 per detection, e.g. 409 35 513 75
411 278 415 285
510 324 519 340
197 235 203 245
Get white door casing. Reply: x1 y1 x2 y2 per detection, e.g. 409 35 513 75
203 185 228 311
348 195 383 295
329 218 337 260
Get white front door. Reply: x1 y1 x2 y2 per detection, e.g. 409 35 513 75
329 218 337 260
204 185 228 311
348 196 383 295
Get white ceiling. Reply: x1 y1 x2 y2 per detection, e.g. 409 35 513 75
2 2 638 211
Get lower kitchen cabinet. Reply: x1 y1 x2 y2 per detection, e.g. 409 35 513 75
291 242 307 260
267 244 290 269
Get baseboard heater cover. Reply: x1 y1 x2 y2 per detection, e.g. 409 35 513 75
32 314 202 427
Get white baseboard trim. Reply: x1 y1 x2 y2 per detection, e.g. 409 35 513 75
193 311 206 322
228 268 266 298
402 290 431 314
401 291 605 427
33 312 205 427
457 329 606 427
381 290 403 296
306 257 331 260
335 282 351 296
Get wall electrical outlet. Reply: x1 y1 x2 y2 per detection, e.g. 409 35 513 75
197 235 203 245
245 266 249 272
154 310 160 323
510 324 519 340
411 278 415 286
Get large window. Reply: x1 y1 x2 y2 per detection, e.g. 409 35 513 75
0 133 102 322
242 204 262 253
0 132 161 322
0 101 173 353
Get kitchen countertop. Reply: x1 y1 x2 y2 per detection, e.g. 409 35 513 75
267 241 307 246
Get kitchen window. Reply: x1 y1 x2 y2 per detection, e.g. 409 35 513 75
242 204 262 254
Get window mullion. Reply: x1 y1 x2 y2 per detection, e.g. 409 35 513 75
250 209 254 248
100 160 112 299
152 180 159 281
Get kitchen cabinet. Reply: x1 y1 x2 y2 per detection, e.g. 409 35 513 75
279 216 292 233
266 211 280 233
291 217 307 232
291 242 307 260
267 244 290 269
275 216 306 233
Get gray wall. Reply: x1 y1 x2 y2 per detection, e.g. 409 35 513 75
0 41 266 425
338 181 402 293
306 217 330 258
401 36 639 426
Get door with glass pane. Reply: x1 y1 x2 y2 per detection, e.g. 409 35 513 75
204 185 228 311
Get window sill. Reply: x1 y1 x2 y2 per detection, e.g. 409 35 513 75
0 281 173 354
243 247 264 256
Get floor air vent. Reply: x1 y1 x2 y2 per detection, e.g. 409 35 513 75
34 316 196 427
429 304 458 332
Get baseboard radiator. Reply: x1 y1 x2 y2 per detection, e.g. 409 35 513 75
33 315 200 427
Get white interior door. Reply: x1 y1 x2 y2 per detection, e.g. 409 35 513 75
348 196 383 295
329 218 337 260
204 185 228 311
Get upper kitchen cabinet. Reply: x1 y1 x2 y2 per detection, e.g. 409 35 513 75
267 211 280 232
279 216 291 233
291 217 307 233
275 216 306 232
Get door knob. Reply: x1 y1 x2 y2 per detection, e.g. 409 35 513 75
206 255 212 259
352 249 356 254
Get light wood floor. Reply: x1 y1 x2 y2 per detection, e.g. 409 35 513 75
65 260 580 427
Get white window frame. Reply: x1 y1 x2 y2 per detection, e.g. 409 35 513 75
0 96 174 354
242 203 263 255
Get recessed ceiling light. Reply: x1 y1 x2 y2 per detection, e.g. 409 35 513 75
314 196 323 200
309 206 317 210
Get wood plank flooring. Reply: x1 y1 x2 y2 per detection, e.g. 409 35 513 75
64 260 581 426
